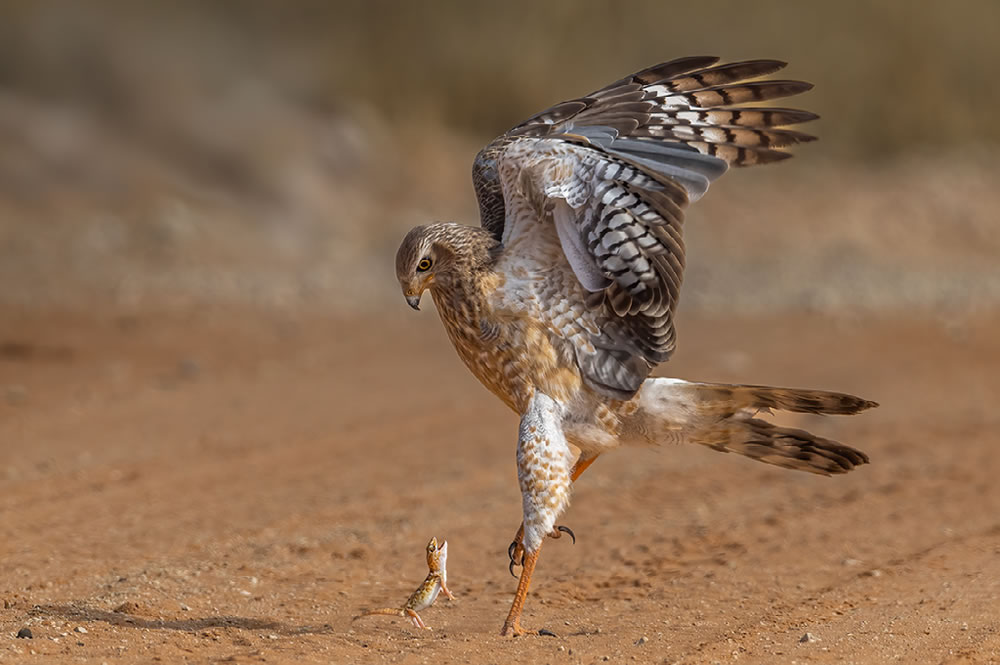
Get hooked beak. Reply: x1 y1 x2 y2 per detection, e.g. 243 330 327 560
405 293 422 311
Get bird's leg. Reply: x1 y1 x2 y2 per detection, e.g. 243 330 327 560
501 545 540 636
503 392 574 636
508 454 598 575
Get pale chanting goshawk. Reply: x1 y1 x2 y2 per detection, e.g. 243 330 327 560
394 57 877 636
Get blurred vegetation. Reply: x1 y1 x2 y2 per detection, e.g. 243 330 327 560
0 1 997 313
0 0 998 160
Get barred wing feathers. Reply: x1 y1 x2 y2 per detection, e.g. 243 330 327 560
477 57 817 399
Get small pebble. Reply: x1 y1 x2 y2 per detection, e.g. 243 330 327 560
538 628 558 637
635 635 648 645
5 385 27 405
177 359 200 379
799 632 820 643
74 626 88 634
557 645 565 652
180 604 191 611
267 634 278 640
16 628 32 639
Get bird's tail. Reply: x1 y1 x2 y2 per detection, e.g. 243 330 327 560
634 378 877 475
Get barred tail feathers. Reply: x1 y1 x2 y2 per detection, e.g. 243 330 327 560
636 378 875 475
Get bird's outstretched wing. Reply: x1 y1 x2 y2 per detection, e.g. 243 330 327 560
475 57 817 399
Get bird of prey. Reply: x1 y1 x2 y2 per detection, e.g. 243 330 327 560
395 56 876 636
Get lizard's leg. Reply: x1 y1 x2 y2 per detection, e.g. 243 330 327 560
405 608 429 629
508 454 598 576
439 576 456 601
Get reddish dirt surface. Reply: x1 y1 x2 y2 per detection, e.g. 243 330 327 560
2 306 999 664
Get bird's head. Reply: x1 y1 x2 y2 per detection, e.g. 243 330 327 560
394 224 457 310
396 223 500 310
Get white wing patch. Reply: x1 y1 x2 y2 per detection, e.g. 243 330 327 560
552 200 610 292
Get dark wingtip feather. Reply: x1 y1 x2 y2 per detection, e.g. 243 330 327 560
633 56 721 83
829 394 880 414
755 79 814 96
742 149 793 166
712 58 788 77
742 79 815 97
665 55 722 68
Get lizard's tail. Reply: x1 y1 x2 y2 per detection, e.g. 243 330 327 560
353 608 406 621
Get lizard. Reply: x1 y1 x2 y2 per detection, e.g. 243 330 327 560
354 537 455 629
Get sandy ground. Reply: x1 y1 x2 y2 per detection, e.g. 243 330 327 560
1 305 999 664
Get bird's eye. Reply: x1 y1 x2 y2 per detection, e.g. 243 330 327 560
417 257 433 272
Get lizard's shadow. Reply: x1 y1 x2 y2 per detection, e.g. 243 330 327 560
31 604 335 636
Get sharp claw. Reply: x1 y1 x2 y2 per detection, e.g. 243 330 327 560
557 525 576 545
508 538 527 578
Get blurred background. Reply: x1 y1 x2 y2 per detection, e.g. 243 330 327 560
1 0 998 316
3 5 1000 661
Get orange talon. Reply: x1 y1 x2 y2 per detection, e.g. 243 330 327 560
501 547 540 636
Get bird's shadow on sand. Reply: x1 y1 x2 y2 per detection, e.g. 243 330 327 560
31 604 335 636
